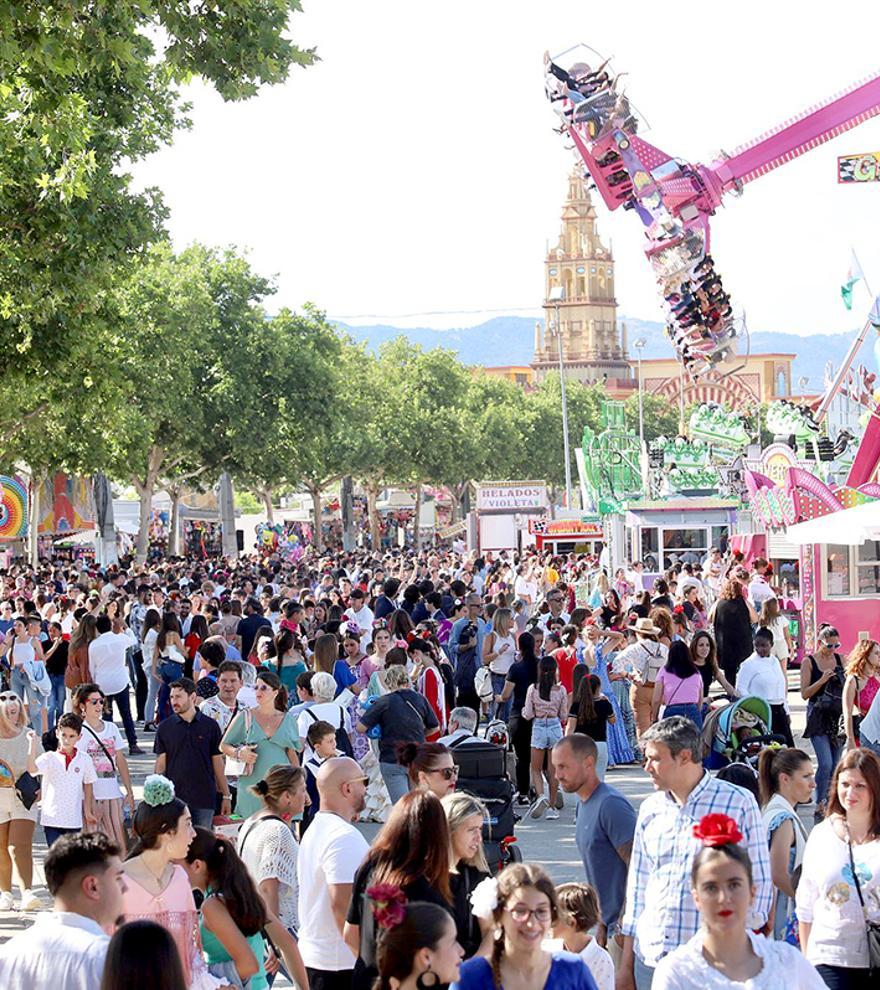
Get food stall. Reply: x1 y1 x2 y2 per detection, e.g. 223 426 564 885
529 517 605 556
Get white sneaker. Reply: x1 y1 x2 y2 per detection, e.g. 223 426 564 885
546 809 560 820
0 891 14 911
19 890 40 911
529 795 547 820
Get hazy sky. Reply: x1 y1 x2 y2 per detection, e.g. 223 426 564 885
132 3 880 337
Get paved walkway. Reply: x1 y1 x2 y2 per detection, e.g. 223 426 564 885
0 673 815 981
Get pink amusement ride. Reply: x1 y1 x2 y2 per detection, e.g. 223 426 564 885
544 47 880 377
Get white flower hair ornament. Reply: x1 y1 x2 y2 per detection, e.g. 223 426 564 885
470 876 499 920
143 774 176 807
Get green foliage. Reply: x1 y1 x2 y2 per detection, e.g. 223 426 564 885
236 490 262 514
0 1 315 432
623 391 682 443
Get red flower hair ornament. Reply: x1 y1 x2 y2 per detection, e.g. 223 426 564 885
692 813 743 847
367 883 408 929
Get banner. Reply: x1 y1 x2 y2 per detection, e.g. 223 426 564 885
0 475 29 540
36 472 94 534
476 481 548 512
838 152 880 183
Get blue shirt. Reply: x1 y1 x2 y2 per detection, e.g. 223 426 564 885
575 783 636 929
451 953 598 990
448 616 489 667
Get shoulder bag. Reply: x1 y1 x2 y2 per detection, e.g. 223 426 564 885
225 708 254 777
846 829 880 974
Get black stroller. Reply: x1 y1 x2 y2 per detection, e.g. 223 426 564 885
449 735 522 873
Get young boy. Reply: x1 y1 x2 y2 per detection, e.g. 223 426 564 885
552 882 615 990
302 720 338 830
29 713 97 848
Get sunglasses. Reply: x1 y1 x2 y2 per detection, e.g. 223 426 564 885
0 693 17 702
86 697 104 705
429 766 459 780
345 776 369 787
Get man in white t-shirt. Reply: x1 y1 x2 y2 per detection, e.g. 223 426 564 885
297 757 369 990
513 565 538 606
342 588 374 652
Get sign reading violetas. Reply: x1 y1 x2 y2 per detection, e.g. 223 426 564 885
476 482 549 511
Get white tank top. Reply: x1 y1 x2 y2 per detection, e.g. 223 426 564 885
489 631 517 676
11 638 35 668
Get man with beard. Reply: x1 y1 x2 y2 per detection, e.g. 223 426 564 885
296 756 369 990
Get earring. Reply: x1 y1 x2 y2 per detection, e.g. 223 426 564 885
416 966 440 990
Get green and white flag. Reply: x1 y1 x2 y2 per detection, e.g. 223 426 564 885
841 253 864 310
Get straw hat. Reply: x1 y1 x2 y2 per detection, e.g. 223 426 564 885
632 617 662 636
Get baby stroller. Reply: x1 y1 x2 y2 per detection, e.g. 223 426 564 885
702 696 783 769
449 732 521 874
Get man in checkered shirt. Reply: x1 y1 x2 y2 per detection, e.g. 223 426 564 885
617 717 773 990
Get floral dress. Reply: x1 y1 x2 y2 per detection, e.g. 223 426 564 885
594 643 635 766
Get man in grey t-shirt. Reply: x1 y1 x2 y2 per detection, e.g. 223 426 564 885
553 733 636 944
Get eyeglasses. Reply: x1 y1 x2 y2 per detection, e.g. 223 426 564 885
429 766 459 780
507 905 553 923
86 697 104 706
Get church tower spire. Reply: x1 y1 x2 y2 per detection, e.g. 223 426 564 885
532 168 630 384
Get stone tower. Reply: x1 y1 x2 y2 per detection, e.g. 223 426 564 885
533 168 630 383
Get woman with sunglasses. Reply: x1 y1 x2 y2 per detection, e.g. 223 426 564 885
344 790 454 990
399 741 458 799
0 691 41 911
457 862 598 990
72 682 136 849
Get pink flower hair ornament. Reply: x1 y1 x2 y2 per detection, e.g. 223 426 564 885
367 882 408 929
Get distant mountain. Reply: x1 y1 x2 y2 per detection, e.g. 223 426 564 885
334 316 871 389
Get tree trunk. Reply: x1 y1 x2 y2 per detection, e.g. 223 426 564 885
168 487 181 556
413 481 422 551
258 487 275 523
308 484 324 552
29 470 44 568
365 481 381 551
133 445 164 565
218 471 238 558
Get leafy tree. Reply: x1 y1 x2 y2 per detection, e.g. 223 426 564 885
624 392 683 443
0 2 316 434
108 242 275 561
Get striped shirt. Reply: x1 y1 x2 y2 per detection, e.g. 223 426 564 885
621 771 773 967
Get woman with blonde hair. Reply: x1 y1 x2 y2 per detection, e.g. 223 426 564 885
442 792 491 958
482 607 517 721
0 691 41 911
649 607 674 648
842 638 880 752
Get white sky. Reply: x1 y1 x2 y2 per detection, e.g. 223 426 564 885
131 2 880 336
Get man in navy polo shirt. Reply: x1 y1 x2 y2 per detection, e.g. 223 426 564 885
154 677 230 828
236 597 271 659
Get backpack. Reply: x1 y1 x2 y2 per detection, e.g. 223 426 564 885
474 665 494 702
303 705 354 757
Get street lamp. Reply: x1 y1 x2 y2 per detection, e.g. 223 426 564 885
633 337 646 452
549 285 573 508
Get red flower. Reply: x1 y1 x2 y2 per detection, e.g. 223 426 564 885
367 883 408 930
692 813 743 847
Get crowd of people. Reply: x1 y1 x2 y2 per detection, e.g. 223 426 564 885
0 543 877 990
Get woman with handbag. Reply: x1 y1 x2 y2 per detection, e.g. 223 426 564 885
72 682 136 849
797 749 880 990
220 671 300 820
0 690 41 911
802 625 847 821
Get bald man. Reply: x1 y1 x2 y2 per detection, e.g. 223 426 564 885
297 757 369 990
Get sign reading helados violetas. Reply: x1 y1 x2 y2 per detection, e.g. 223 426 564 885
476 481 549 512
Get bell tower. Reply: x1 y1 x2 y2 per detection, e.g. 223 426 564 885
533 168 630 383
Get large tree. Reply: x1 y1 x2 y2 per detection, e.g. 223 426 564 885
0 2 315 434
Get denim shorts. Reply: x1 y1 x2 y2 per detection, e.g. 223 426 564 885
530 717 563 749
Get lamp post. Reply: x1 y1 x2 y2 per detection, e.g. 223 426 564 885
549 285 573 508
633 338 646 452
